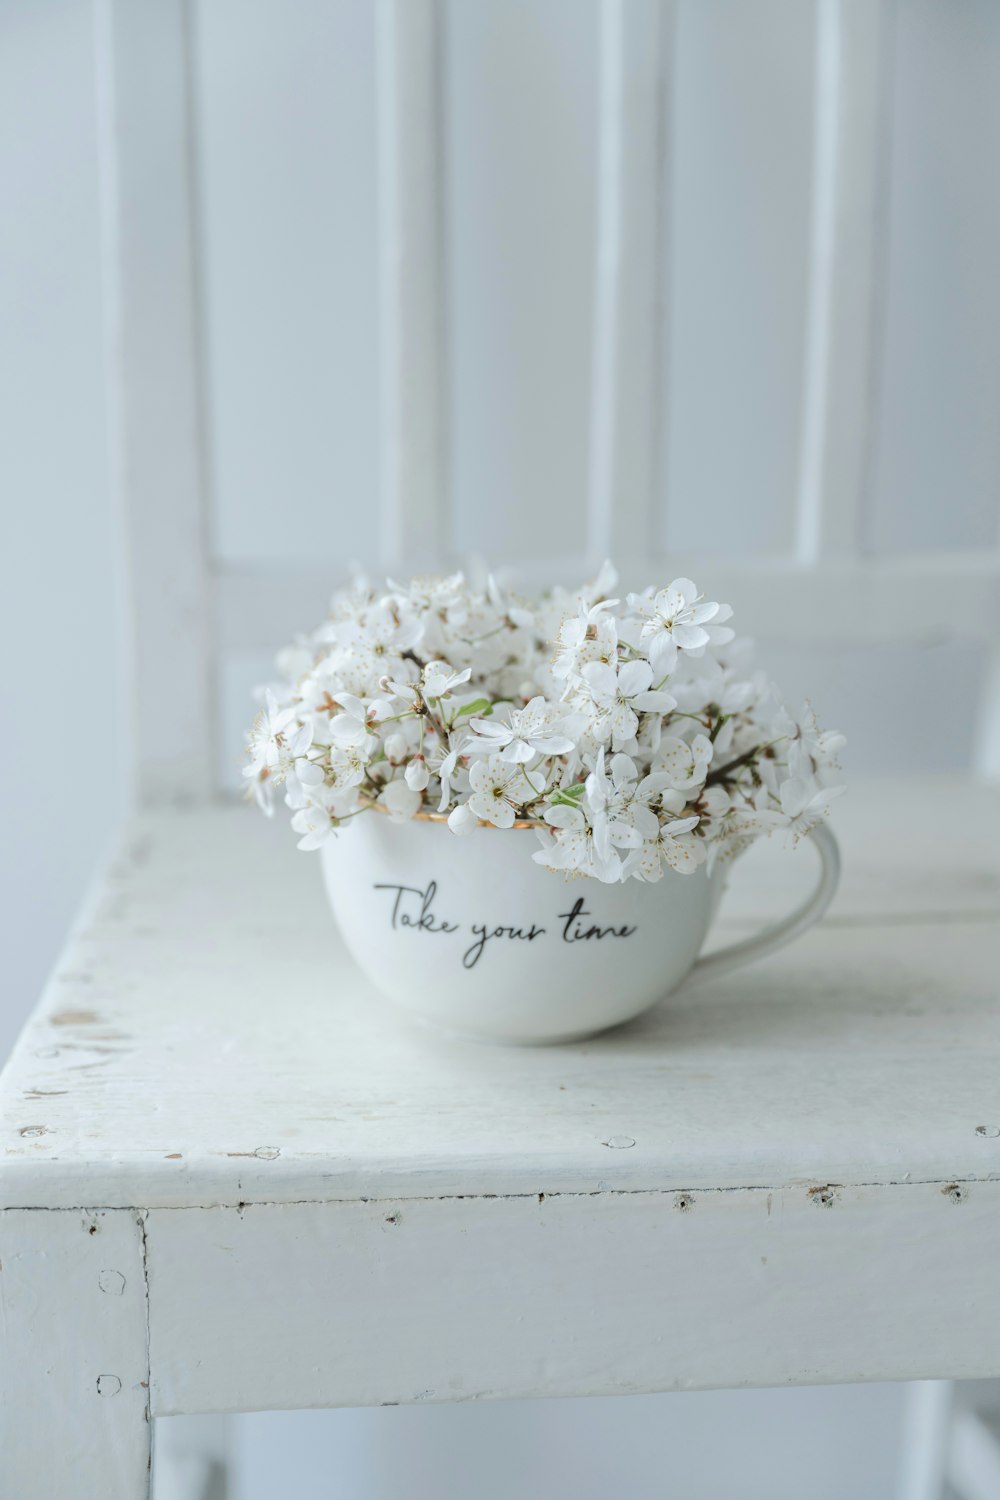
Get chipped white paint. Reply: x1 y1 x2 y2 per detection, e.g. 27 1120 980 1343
0 1208 150 1497
147 1180 1000 1417
1 779 1000 1214
1 776 999 1469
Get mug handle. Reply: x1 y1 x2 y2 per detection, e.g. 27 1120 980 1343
687 822 841 988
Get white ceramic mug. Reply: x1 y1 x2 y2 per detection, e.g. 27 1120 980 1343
320 813 840 1045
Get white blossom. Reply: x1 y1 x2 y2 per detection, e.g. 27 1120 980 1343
552 602 619 682
426 732 468 812
655 733 714 792
380 777 422 823
447 801 478 836
585 750 665 862
533 805 623 884
631 815 705 881
404 757 430 792
290 804 335 851
580 660 676 749
243 691 312 815
422 660 472 699
776 775 845 838
468 696 581 764
628 578 734 677
245 564 844 882
467 754 540 829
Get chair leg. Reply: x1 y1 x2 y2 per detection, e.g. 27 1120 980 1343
897 1380 956 1500
153 1414 232 1500
0 1208 152 1499
946 1388 1000 1500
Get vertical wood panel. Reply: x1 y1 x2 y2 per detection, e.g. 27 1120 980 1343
192 0 379 569
795 0 892 563
376 0 446 567
975 644 1000 778
662 0 815 557
95 0 212 802
868 0 1000 553
587 0 671 565
752 638 986 773
446 0 599 563
0 1209 150 1499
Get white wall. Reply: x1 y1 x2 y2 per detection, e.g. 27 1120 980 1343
0 0 129 1064
3 2 999 1497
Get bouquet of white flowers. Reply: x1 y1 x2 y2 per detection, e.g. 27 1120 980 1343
244 563 844 883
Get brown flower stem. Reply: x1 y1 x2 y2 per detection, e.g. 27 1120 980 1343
704 745 763 787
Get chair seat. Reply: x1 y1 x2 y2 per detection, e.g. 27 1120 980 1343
3 775 999 1416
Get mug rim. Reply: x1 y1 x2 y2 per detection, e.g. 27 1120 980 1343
360 795 542 831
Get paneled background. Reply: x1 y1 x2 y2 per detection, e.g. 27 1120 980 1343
175 0 1000 786
2 2 999 1497
194 0 1000 561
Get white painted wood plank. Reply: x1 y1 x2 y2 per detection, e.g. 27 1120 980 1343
587 0 669 563
0 780 998 1212
215 553 1000 654
191 0 379 570
446 0 599 561
868 0 1000 555
376 0 446 567
0 1208 150 1497
148 1181 1000 1415
796 0 891 563
95 0 212 802
663 0 815 555
975 642 1000 780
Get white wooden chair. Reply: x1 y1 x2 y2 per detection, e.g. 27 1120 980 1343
2 2 999 1496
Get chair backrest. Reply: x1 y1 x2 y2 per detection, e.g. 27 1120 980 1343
95 0 1000 802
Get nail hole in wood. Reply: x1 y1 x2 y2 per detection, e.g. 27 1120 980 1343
809 1185 838 1208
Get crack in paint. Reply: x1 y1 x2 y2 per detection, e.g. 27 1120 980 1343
2 1173 997 1216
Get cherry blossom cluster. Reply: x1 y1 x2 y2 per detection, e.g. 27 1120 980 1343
244 564 844 882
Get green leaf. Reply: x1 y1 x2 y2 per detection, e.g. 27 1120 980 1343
456 697 492 718
549 782 585 807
